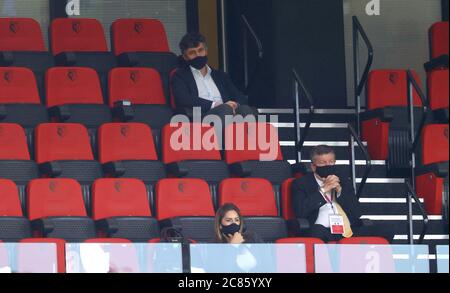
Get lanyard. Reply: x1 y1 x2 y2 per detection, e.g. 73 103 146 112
320 188 337 214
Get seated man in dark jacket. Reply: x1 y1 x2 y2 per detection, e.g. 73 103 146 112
291 145 370 242
171 32 257 120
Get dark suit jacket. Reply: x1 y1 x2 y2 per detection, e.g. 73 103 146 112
171 65 247 113
291 172 362 228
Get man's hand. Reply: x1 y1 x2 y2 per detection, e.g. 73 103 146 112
226 232 245 244
225 101 238 114
322 175 342 194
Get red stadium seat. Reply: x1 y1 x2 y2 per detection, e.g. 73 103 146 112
276 237 325 273
111 19 178 102
219 178 287 242
156 178 215 243
0 179 31 241
225 122 293 214
35 123 102 185
428 69 449 122
27 178 96 242
45 67 111 128
162 123 229 195
98 123 166 184
0 67 48 128
361 70 423 164
108 67 173 130
415 124 449 215
50 18 117 96
92 178 160 241
0 123 38 184
425 22 449 72
19 238 66 273
0 18 54 98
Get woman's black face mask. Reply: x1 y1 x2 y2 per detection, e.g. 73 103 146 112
221 223 241 236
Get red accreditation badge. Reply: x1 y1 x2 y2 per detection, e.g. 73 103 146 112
329 215 345 235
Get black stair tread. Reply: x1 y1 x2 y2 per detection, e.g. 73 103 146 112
282 146 367 160
259 113 356 123
277 127 350 141
357 183 407 197
359 203 424 215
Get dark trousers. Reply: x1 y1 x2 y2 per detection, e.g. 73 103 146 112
308 224 388 243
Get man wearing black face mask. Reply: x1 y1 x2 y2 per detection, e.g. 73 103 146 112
172 32 257 118
291 145 364 242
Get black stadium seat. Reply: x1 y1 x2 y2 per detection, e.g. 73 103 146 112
0 18 55 99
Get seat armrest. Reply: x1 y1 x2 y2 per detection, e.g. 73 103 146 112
229 162 252 177
117 52 140 66
54 52 77 66
95 218 119 235
0 51 14 66
166 162 189 177
102 161 126 177
39 162 62 177
31 218 55 235
112 100 135 122
415 163 449 178
0 105 6 120
360 108 394 122
424 55 449 72
287 218 310 236
48 105 71 122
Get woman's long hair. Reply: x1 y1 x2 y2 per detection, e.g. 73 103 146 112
214 203 245 243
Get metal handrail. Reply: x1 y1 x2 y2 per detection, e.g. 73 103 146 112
348 124 372 199
353 16 374 136
292 69 315 164
405 180 429 245
241 14 264 94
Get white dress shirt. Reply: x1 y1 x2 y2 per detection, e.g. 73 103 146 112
314 175 341 228
190 65 223 109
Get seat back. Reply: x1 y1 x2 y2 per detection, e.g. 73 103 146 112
0 179 22 216
281 178 296 221
0 67 40 104
0 18 46 52
92 178 152 220
35 123 94 164
0 123 30 160
111 19 170 55
276 237 325 273
430 21 449 59
45 67 104 107
421 124 449 165
50 18 108 55
225 122 283 164
366 70 422 111
98 123 158 164
108 67 166 107
162 123 222 164
155 179 215 220
428 69 449 111
219 178 278 217
27 179 88 221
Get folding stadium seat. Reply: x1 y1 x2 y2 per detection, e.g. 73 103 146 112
415 124 449 217
111 19 178 101
0 67 48 129
98 123 166 190
219 178 288 242
91 178 160 242
35 123 102 202
162 123 229 206
0 123 39 187
360 70 424 175
19 238 66 273
50 18 117 97
225 122 294 213
45 67 112 130
108 67 174 132
276 237 325 273
0 18 55 99
156 178 216 243
425 21 449 73
27 178 96 242
428 69 449 123
0 179 31 241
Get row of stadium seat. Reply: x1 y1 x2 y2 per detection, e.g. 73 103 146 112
0 66 175 130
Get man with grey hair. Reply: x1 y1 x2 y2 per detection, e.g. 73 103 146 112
291 145 364 242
